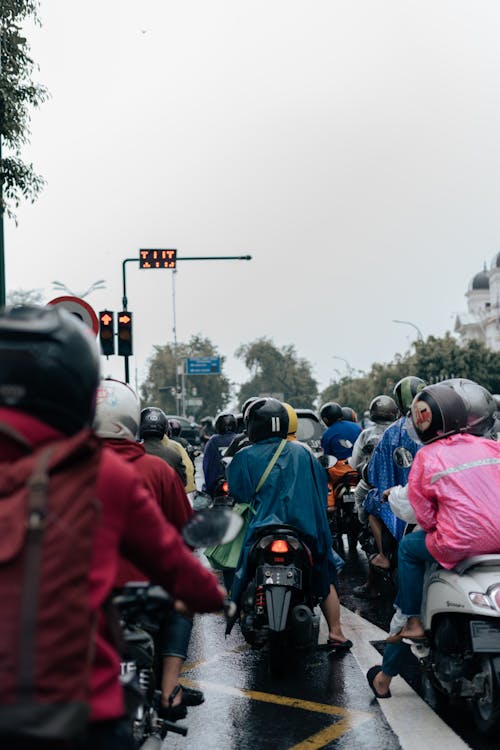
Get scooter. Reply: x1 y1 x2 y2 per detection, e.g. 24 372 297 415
410 554 500 734
239 524 320 676
322 455 361 555
116 508 241 749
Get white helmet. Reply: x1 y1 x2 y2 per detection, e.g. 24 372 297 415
93 378 140 440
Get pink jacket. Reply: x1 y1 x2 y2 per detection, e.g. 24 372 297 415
408 433 500 569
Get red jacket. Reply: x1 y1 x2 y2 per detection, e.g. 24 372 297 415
104 439 194 586
0 408 223 722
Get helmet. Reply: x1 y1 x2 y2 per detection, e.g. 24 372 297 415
439 378 497 437
320 402 343 426
282 402 298 438
241 396 259 423
0 305 100 435
140 406 168 439
369 395 399 424
168 418 182 437
410 383 468 444
246 398 289 442
341 406 357 422
215 411 237 434
393 376 426 415
94 378 140 440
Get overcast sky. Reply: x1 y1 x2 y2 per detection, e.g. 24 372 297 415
6 0 500 399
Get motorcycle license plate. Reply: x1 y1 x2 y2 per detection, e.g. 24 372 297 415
256 565 302 588
470 620 500 652
342 493 355 504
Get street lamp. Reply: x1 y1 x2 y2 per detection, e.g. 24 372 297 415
331 356 363 377
52 279 107 299
392 319 423 342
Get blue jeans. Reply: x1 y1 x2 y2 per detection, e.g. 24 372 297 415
160 611 193 660
382 641 407 677
397 530 435 617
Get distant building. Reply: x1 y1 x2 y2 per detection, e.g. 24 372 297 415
454 252 500 352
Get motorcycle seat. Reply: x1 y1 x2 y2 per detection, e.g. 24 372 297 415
453 554 500 575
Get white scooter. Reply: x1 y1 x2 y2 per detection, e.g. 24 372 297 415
410 554 500 733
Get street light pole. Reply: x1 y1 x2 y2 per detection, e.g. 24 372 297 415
392 319 423 342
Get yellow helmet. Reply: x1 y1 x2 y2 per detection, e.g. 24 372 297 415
282 402 298 440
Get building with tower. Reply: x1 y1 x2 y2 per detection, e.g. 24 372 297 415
454 252 500 352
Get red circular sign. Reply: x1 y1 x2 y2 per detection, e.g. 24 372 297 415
48 296 99 335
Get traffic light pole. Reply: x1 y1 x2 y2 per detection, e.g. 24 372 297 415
120 254 252 383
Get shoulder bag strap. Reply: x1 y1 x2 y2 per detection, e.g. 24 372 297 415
255 439 287 494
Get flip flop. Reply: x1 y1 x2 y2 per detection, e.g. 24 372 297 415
326 638 353 654
366 665 391 699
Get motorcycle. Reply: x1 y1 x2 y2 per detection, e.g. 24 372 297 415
409 553 500 734
238 524 320 676
322 456 361 554
115 508 241 749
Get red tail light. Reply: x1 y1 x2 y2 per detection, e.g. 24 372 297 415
270 539 289 553
221 481 229 494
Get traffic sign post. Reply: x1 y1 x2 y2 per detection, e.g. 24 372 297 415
186 357 221 375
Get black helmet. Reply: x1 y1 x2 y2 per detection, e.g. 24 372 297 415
320 402 343 426
241 396 259 424
0 305 100 435
140 407 168 439
246 398 289 442
410 384 468 444
369 395 399 424
393 376 426 415
440 379 497 438
168 418 182 437
341 406 357 422
215 411 237 434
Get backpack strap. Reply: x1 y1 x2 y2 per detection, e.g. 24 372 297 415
0 421 32 452
255 439 287 493
18 444 55 701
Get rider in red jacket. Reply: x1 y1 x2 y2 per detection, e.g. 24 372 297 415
0 307 225 750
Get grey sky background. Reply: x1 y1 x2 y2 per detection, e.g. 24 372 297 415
6 1 500 398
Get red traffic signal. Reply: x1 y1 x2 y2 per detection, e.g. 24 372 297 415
117 311 133 357
99 310 115 356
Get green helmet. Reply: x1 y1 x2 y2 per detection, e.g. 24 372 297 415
393 376 426 415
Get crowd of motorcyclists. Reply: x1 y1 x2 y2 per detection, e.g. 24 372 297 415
1 303 500 748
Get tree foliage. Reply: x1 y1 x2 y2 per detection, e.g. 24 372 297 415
1 0 48 216
6 285 42 304
236 337 318 409
319 334 500 417
140 334 232 419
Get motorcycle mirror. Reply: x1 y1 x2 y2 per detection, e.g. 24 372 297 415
192 490 214 511
182 508 244 548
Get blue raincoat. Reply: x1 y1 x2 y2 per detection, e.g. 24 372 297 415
227 438 337 606
366 417 421 540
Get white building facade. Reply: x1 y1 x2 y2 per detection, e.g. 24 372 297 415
455 252 500 352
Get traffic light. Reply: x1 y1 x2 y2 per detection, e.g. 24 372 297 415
99 310 115 356
117 311 133 357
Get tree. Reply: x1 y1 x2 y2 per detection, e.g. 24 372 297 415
6 286 43 304
140 334 232 419
236 337 318 409
1 0 47 217
319 334 500 418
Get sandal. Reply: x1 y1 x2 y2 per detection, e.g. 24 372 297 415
158 685 188 721
180 685 204 706
366 665 391 699
326 638 353 654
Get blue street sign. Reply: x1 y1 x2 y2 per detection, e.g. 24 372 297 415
186 356 221 374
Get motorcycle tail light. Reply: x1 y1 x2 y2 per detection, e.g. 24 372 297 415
488 585 500 611
469 592 494 610
270 539 289 553
221 481 228 493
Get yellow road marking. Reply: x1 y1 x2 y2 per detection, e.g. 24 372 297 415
180 678 372 748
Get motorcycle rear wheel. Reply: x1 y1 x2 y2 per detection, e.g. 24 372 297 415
472 657 500 734
268 632 287 677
